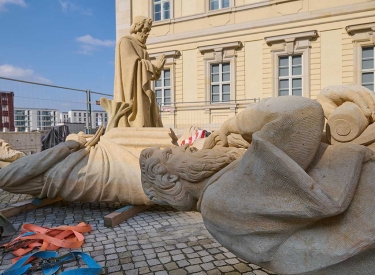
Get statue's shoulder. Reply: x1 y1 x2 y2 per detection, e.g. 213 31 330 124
118 35 135 45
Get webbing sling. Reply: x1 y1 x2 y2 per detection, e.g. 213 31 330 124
1 222 92 263
1 251 102 275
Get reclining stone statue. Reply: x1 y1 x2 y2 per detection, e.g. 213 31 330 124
140 92 375 275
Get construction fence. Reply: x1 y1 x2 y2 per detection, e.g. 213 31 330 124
0 76 258 135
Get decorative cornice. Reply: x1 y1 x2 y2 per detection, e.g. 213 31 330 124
198 41 242 53
197 41 241 62
346 22 375 34
264 30 318 44
149 50 181 58
149 50 181 65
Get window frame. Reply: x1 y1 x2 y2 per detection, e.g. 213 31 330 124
346 23 375 89
198 42 240 104
209 0 231 11
149 50 179 111
265 31 317 98
277 55 303 96
155 69 172 106
151 0 173 22
210 63 231 103
361 46 375 91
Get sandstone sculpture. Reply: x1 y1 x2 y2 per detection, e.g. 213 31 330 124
0 15 171 204
0 127 176 205
317 84 375 150
0 139 25 168
112 15 165 128
140 93 375 275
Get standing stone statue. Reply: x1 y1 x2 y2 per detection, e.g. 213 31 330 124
113 15 165 128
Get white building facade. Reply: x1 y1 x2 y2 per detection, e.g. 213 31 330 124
14 108 60 132
67 110 108 129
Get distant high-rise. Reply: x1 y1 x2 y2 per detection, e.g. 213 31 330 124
0 91 15 132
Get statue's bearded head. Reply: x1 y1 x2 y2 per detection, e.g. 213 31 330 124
130 16 153 44
140 145 244 211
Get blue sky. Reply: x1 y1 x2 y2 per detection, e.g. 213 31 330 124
0 0 116 111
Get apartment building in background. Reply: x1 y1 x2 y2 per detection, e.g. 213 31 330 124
67 110 108 129
14 108 60 132
116 0 375 130
0 91 15 132
60 112 69 123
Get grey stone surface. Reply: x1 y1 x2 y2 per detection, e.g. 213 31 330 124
0 190 275 274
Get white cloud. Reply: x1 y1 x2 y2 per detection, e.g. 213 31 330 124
0 0 27 11
59 0 92 16
77 35 115 47
77 44 95 55
76 35 115 55
0 64 52 84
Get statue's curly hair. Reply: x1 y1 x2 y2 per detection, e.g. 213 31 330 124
129 16 153 34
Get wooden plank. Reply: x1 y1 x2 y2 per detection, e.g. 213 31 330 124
104 205 152 228
0 197 62 218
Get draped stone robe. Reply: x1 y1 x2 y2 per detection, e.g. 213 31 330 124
114 35 163 128
198 97 375 275
0 128 153 205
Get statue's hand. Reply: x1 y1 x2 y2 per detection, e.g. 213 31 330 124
202 131 228 149
154 54 166 71
64 140 82 151
66 133 87 149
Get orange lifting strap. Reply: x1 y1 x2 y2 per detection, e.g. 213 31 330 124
1 222 92 263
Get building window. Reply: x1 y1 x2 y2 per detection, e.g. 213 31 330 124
84 113 86 117
74 112 76 117
155 69 171 106
362 46 374 91
2 105 7 111
2 116 9 123
210 63 230 102
278 55 303 96
209 0 230 11
154 0 170 21
265 31 317 98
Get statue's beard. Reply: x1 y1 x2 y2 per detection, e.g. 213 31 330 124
137 33 148 44
172 148 244 182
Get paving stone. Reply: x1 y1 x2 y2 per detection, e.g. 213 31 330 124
176 259 190 267
147 258 161 266
135 261 148 268
172 254 185 261
139 267 151 274
206 269 221 275
200 262 216 271
169 269 188 275
254 271 272 275
164 262 179 270
218 266 235 272
186 264 202 273
150 264 164 272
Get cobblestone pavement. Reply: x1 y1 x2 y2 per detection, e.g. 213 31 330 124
0 190 278 275
0 190 32 209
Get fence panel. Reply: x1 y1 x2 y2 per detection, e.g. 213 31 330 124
0 77 112 133
159 98 258 135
